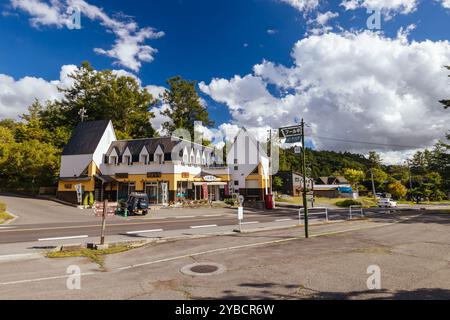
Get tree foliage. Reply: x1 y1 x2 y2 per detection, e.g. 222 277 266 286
162 76 214 138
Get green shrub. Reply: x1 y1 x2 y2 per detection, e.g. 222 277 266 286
224 198 236 206
0 202 6 213
83 194 89 206
88 192 94 206
336 199 362 208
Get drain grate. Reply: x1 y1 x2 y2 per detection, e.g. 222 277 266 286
181 263 225 276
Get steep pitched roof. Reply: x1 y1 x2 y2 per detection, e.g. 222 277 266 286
62 120 110 156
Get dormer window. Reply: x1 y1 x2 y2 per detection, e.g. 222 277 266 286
156 154 163 164
141 154 148 164
123 155 131 165
109 156 117 165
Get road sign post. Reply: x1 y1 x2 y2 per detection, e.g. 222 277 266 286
279 119 309 238
300 119 309 238
100 199 107 245
238 206 244 233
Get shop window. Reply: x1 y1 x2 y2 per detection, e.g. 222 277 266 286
234 181 239 186
176 181 188 198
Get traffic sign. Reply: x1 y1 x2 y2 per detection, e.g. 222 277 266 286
294 146 302 154
279 125 302 138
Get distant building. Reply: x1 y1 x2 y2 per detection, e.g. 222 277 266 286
57 120 271 204
273 171 313 196
317 176 348 185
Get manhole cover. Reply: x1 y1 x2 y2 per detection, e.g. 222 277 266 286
190 265 219 273
180 263 226 276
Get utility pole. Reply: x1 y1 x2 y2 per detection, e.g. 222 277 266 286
405 160 413 189
301 118 309 238
370 168 376 199
267 128 273 195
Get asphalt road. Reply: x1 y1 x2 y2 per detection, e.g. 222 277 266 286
0 193 420 245
0 211 448 300
0 193 100 225
0 207 410 244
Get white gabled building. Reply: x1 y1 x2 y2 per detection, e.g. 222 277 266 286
58 121 272 205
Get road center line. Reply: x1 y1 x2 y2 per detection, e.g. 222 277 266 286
241 221 259 225
126 229 163 235
38 235 89 241
275 219 292 222
190 224 218 229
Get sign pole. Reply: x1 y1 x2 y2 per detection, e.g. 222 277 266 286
301 118 309 238
100 199 107 245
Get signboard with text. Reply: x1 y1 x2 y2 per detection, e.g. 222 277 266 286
94 202 117 217
279 125 302 138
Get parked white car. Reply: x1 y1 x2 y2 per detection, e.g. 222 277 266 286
377 198 398 208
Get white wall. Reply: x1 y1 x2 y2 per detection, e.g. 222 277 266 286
93 121 116 168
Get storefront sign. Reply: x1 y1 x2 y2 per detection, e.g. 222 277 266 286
147 172 162 178
203 175 218 182
115 173 129 179
181 172 190 179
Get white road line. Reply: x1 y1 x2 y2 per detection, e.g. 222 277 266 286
0 226 15 229
0 272 96 286
126 229 163 235
38 235 89 241
190 224 218 229
275 219 293 222
204 214 222 217
241 221 259 225
175 215 195 218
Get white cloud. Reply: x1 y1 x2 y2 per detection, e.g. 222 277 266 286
315 11 339 25
10 0 164 71
437 0 450 9
340 0 419 18
267 29 278 35
0 65 75 119
200 31 450 161
0 64 150 120
307 11 339 35
279 0 320 12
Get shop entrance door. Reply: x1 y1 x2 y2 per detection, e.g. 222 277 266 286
145 182 159 204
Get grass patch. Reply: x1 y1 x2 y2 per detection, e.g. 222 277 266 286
46 245 132 271
0 211 14 224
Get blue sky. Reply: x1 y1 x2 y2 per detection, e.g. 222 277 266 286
1 0 450 163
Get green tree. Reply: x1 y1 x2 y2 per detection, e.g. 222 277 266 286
368 151 383 168
162 76 214 138
343 168 365 192
387 181 408 200
44 61 158 139
273 176 284 189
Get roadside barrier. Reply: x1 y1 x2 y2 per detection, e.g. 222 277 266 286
349 205 364 219
299 207 328 224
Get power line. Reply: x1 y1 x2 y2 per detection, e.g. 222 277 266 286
308 135 423 149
